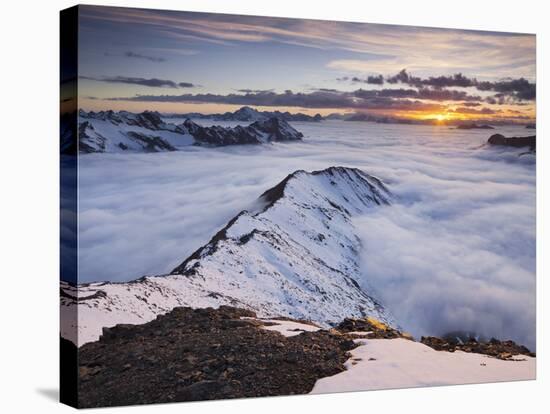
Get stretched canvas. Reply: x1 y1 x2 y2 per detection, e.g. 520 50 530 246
60 4 537 408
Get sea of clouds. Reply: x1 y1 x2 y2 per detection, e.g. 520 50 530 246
77 120 535 348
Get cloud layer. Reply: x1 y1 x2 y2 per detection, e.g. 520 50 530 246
80 76 196 88
77 120 535 349
102 88 502 117
124 51 166 62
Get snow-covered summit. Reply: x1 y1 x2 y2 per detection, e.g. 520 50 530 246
61 166 394 345
229 106 263 121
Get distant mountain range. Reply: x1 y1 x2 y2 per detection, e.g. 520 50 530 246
61 166 396 345
164 106 408 124
165 106 324 123
77 110 303 153
169 106 532 127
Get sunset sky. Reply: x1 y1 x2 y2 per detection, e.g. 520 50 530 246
77 5 536 123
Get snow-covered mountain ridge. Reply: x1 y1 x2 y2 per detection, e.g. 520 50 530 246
61 166 395 345
77 109 303 153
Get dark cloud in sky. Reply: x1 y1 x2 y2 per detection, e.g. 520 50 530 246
111 90 353 108
485 96 501 105
416 88 481 102
315 88 342 93
423 73 476 88
80 76 196 89
353 87 481 102
354 88 417 99
341 69 535 102
108 88 452 112
367 75 385 85
476 78 536 101
351 75 385 85
386 69 421 86
124 51 166 62
356 98 445 112
104 51 166 62
387 70 476 89
452 106 502 115
235 88 275 93
384 69 535 101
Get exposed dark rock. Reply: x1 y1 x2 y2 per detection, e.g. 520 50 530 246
488 133 536 149
182 120 259 146
124 131 176 152
182 117 303 146
442 330 485 344
60 287 107 302
249 117 304 141
135 110 165 130
78 121 105 153
77 306 356 408
420 335 535 360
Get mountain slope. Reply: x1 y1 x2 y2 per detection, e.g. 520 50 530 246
61 167 394 345
78 110 303 153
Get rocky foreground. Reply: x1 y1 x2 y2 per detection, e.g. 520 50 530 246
75 306 355 407
71 306 535 408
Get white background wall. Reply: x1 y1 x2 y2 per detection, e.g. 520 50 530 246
0 0 547 412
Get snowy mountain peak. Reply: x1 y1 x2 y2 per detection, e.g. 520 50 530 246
172 166 391 283
232 106 261 120
259 166 391 211
61 167 394 345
